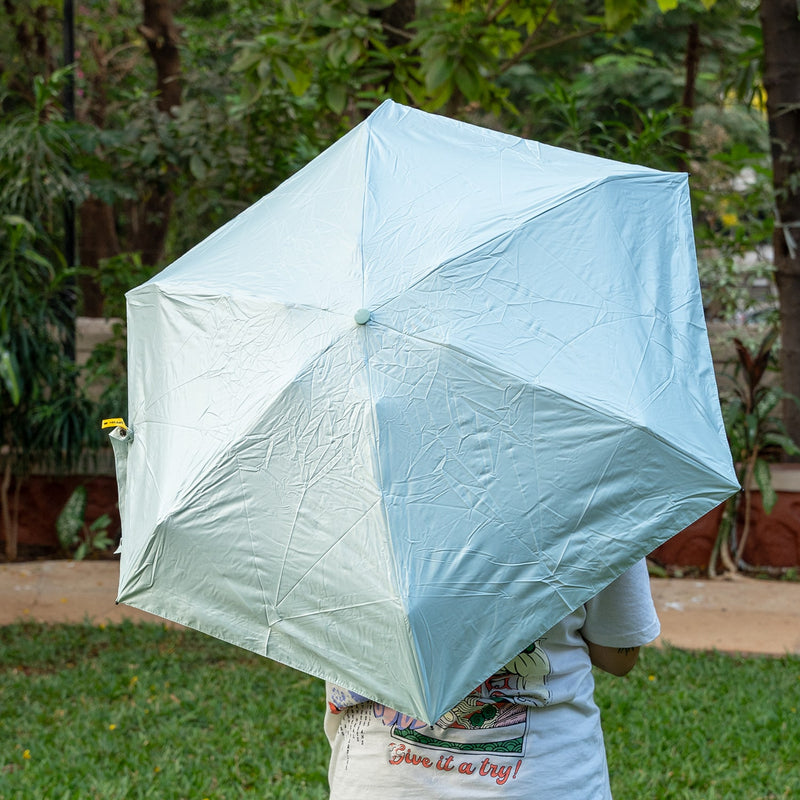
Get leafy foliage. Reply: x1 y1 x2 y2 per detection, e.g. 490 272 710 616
55 485 114 560
0 215 97 559
711 328 800 574
80 252 155 422
723 329 799 488
0 217 94 470
228 0 598 123
0 70 89 240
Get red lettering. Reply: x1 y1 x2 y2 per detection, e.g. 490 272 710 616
477 758 516 785
407 751 432 767
495 764 512 785
387 743 432 768
388 743 406 765
436 755 455 771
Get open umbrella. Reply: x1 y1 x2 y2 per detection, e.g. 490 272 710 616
111 100 738 724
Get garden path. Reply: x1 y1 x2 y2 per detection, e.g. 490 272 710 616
1 560 800 656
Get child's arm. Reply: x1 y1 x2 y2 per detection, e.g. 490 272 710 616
583 640 640 676
580 559 660 676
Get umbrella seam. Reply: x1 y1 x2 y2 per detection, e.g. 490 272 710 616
361 119 372 309
365 172 682 316
234 456 275 633
359 321 432 716
368 323 738 492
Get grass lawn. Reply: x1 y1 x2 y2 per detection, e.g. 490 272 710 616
1 622 799 799
596 647 800 799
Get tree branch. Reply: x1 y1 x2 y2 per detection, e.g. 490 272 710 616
497 23 602 76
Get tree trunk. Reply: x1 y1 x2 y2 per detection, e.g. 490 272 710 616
372 0 416 49
362 0 416 117
140 0 182 115
1 461 16 562
76 0 184 307
677 21 700 169
78 198 120 317
73 32 118 317
135 0 183 267
1 2 57 101
132 188 176 267
760 0 800 449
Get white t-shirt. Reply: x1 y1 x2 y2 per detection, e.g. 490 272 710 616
325 559 660 799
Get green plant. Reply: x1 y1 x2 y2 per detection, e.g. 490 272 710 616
56 485 114 561
0 215 97 561
0 347 20 406
594 100 688 170
80 251 156 421
0 69 89 228
693 141 776 324
710 327 800 575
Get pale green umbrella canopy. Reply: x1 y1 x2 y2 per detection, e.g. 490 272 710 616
111 100 738 725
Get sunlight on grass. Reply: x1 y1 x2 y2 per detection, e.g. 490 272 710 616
0 622 328 799
2 623 799 798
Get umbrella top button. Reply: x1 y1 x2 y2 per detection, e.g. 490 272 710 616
354 308 371 325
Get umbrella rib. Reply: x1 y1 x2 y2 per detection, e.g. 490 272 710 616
235 461 276 628
360 126 373 309
360 319 406 597
376 323 736 491
622 316 671 411
274 498 383 608
367 173 658 316
276 596 398 621
275 445 347 604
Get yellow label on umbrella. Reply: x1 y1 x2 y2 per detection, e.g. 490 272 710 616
101 417 127 430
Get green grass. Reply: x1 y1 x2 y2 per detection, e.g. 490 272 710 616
597 647 800 799
2 624 799 799
0 622 328 799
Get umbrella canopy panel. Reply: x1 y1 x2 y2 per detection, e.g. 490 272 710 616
116 100 738 724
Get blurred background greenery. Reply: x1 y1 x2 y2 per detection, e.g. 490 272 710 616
1 0 798 569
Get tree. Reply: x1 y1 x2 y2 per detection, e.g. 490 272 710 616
230 0 604 121
760 0 800 448
74 0 184 315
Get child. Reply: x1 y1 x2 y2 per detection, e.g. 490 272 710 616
325 558 660 799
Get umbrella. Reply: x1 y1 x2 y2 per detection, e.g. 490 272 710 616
112 99 738 724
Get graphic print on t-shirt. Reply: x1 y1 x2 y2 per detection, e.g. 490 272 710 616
390 638 552 756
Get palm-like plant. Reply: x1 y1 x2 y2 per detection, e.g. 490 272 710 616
0 70 100 561
710 328 800 575
0 71 89 229
0 216 96 561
